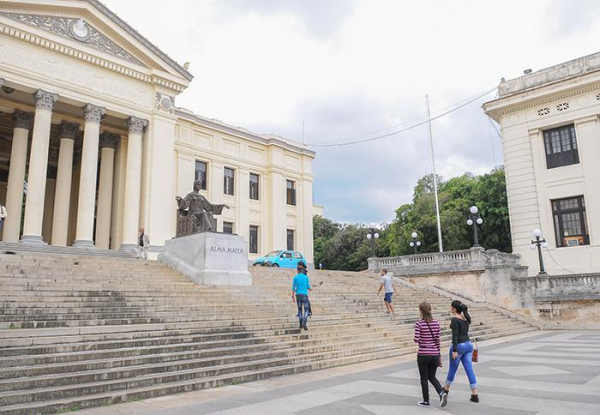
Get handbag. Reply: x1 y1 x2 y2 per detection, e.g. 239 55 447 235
470 331 479 363
425 321 443 367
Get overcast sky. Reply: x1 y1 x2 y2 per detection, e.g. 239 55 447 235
102 0 600 224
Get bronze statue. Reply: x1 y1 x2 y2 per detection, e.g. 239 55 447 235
175 180 230 237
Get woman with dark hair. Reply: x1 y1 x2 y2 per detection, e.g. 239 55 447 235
444 300 479 403
413 302 448 408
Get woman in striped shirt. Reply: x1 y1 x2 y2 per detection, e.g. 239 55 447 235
413 301 448 408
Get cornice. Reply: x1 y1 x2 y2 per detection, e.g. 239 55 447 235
174 109 317 158
485 79 600 119
0 21 186 93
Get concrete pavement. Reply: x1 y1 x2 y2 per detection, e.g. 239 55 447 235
77 330 600 414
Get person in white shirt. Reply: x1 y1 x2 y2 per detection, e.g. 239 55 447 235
0 204 7 231
377 269 396 315
137 228 150 260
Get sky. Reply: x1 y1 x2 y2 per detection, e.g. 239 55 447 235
101 0 600 224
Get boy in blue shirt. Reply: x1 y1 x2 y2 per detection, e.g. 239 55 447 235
292 265 311 331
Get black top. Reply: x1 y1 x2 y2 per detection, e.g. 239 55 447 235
139 233 144 247
450 317 470 349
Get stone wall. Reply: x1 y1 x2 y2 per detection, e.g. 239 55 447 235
371 249 600 329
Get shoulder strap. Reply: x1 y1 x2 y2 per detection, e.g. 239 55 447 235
425 321 441 354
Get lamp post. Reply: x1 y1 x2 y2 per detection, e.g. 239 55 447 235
467 206 484 248
366 225 380 258
409 231 421 254
530 229 549 275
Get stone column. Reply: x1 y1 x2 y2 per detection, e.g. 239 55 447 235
21 90 59 244
95 132 120 249
73 104 106 247
3 110 33 242
120 116 148 251
51 122 79 246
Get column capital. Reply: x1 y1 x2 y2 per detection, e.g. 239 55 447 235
13 109 34 130
83 103 106 124
99 132 120 149
58 121 80 140
34 90 59 111
127 116 148 134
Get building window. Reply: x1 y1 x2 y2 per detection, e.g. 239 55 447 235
224 167 235 196
249 225 259 254
195 161 207 190
223 222 234 234
543 125 579 169
287 229 295 251
249 173 260 200
552 196 589 247
286 180 296 206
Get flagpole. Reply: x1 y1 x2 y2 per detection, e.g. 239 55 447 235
426 94 444 252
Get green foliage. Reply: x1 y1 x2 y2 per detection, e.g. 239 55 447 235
314 167 511 271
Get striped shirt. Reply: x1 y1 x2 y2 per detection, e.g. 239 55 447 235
413 319 441 356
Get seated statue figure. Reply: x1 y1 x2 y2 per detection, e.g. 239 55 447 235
175 180 229 236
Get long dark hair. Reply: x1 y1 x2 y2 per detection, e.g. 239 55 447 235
451 300 471 324
419 301 433 322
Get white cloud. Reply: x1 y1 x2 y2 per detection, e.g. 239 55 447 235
102 0 599 223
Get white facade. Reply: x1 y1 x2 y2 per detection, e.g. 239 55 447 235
484 53 600 275
0 0 315 262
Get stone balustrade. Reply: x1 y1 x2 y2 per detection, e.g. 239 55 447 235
513 273 600 302
368 247 520 276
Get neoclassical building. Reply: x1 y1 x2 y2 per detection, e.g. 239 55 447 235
484 52 600 275
0 0 315 262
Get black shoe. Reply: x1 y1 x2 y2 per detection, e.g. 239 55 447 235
303 324 308 331
417 401 430 407
299 322 303 329
439 391 448 407
470 394 479 403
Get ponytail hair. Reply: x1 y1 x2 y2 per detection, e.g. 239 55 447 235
451 300 472 324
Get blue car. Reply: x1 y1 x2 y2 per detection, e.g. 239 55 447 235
253 250 306 268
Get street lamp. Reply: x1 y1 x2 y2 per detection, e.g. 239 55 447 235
366 225 380 257
530 229 549 275
409 231 422 254
467 206 484 248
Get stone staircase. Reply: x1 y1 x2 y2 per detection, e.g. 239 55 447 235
0 252 537 414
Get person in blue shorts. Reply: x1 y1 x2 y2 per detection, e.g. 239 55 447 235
292 265 311 331
377 269 395 315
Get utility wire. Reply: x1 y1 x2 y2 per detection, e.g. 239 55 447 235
308 86 497 147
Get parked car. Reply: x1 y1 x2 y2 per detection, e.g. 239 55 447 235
253 250 306 268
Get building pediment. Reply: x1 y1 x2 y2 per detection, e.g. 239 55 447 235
1 12 146 67
0 0 193 93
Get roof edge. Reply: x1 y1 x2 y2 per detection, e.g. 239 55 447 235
85 0 194 82
175 108 316 157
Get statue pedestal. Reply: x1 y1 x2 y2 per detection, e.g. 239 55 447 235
158 233 252 286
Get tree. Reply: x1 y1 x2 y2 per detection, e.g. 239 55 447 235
313 167 512 270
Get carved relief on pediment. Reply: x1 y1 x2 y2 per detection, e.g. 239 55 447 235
0 12 146 67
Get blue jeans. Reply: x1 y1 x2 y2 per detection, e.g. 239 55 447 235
445 342 478 388
296 294 310 325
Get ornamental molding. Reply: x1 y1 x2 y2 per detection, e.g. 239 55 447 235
127 116 148 134
83 103 106 123
155 92 175 114
13 109 34 130
0 12 145 67
0 23 186 93
58 121 80 139
34 89 58 111
490 82 600 118
99 131 120 149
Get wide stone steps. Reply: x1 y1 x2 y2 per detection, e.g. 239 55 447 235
0 324 537 415
0 252 536 414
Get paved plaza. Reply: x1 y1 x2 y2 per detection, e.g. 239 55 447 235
78 331 600 415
